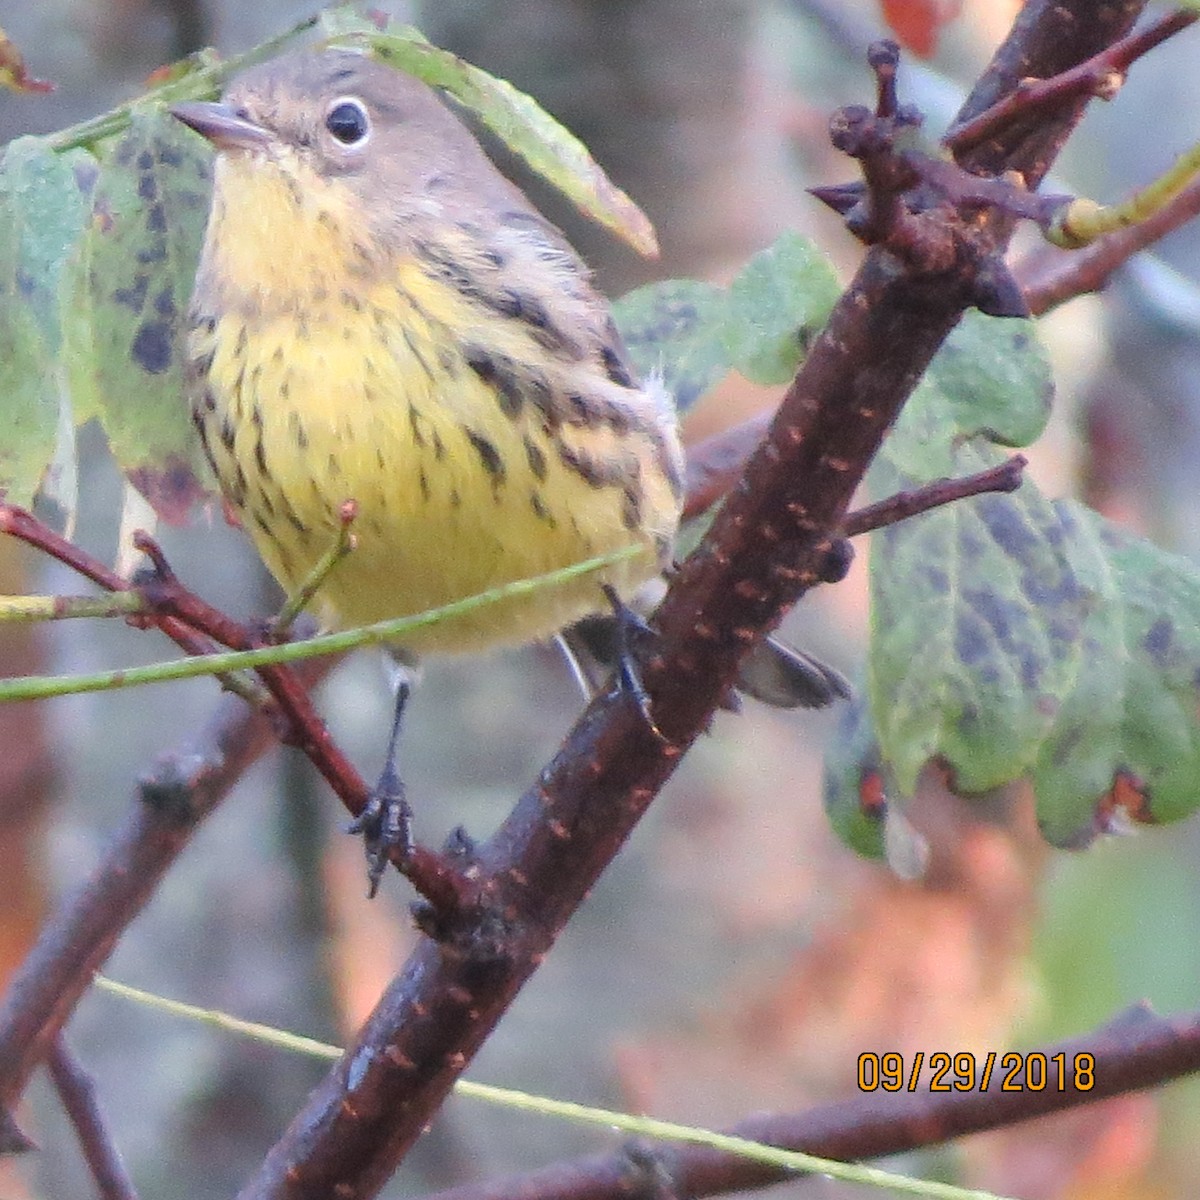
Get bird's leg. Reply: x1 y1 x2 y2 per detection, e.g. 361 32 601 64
347 678 414 897
601 584 666 741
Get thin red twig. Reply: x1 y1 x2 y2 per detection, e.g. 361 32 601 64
0 505 469 911
0 504 219 659
842 456 1027 536
944 10 1197 155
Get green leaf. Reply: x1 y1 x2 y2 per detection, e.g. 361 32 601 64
320 11 658 257
612 232 841 412
859 300 1200 849
881 311 1053 481
927 309 1053 446
822 693 888 859
869 442 1091 796
860 312 1072 797
0 137 95 506
61 108 211 523
723 231 840 386
1033 503 1200 846
611 279 729 414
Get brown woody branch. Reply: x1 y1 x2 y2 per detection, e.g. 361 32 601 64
419 1003 1200 1200
1018 171 1200 317
0 686 291 1144
841 455 1027 537
47 1038 139 1200
232 5 1154 1198
0 504 228 666
944 9 1197 155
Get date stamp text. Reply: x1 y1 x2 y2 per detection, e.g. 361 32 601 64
857 1051 1096 1093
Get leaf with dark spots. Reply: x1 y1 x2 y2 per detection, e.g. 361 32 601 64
854 378 1200 849
924 564 950 595
954 613 990 666
1033 502 1200 845
961 586 1018 653
132 320 172 374
867 439 1087 797
1142 616 1174 667
613 232 840 411
113 271 150 312
881 309 1054 481
61 107 213 520
156 144 184 170
612 278 728 414
975 494 1043 560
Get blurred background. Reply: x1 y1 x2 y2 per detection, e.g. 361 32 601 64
3 1 1200 1197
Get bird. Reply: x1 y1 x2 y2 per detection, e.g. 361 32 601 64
172 48 846 891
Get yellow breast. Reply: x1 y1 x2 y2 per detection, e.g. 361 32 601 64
186 158 677 654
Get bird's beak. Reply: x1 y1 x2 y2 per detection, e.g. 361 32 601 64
171 101 271 151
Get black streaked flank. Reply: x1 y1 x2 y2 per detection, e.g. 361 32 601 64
530 491 556 526
465 345 524 419
407 402 426 448
416 237 574 353
600 341 634 388
557 443 627 489
620 485 642 531
523 435 547 481
400 325 437 382
465 429 506 491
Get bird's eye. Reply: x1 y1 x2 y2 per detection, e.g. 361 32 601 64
325 97 370 146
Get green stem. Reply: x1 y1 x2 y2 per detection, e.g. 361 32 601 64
46 13 322 152
1051 140 1200 247
0 592 146 622
0 549 636 702
271 505 357 638
94 974 1014 1200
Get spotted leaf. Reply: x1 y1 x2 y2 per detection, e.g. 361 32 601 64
61 108 212 523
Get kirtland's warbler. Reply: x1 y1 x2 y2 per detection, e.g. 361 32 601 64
174 48 683 655
172 49 845 885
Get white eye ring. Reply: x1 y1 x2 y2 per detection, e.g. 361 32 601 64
324 96 371 147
